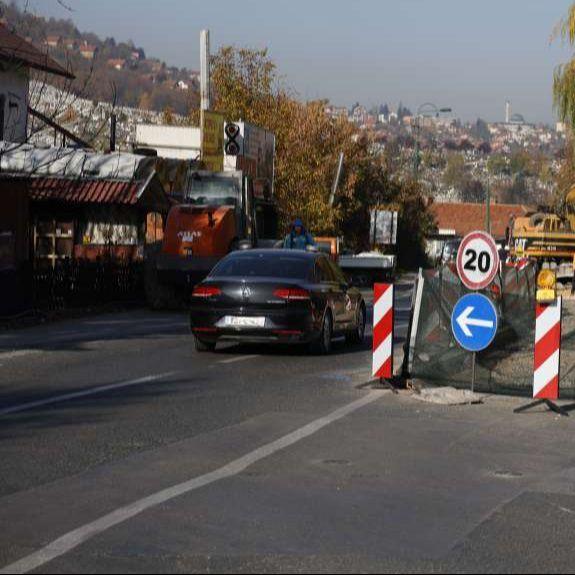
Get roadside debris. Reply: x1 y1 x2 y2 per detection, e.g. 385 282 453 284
410 385 484 406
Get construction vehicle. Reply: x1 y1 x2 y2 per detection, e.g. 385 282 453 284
146 169 279 307
144 120 278 307
508 189 575 283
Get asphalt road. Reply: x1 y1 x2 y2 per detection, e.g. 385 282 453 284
3 276 575 573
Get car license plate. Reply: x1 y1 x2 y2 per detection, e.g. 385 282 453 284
225 316 266 328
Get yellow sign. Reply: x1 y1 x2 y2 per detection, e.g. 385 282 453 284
201 110 224 172
202 155 225 172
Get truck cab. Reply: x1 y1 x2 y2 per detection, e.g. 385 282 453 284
184 170 278 248
157 170 279 286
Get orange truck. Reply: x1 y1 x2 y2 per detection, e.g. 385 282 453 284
148 170 279 303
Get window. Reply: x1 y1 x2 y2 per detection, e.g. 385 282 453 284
326 259 347 284
7 94 22 140
211 253 313 280
315 257 335 283
187 176 240 207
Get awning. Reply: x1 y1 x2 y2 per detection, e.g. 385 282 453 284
26 174 170 213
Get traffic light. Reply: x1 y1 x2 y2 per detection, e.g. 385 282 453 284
225 123 241 156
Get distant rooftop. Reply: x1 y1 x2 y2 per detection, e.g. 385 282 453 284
430 202 533 239
0 23 74 79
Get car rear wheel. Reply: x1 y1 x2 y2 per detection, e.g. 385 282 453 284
194 337 216 352
311 310 333 355
346 303 366 345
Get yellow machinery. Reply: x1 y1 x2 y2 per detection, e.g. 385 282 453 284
509 188 575 282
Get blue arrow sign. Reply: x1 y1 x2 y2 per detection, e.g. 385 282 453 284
451 293 498 352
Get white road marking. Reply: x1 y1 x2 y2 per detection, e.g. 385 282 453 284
218 354 260 365
0 349 41 362
0 372 177 418
0 390 385 574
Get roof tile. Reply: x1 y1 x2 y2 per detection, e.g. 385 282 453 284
430 202 532 239
28 177 140 205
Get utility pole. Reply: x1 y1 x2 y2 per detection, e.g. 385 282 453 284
329 152 344 207
109 113 117 152
200 29 211 112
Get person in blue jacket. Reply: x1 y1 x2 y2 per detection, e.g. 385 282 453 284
283 218 315 250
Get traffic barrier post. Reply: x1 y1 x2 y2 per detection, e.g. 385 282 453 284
514 297 567 416
373 283 394 381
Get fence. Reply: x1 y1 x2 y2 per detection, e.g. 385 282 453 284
32 260 145 311
408 262 575 398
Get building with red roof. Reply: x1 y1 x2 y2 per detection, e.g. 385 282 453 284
427 201 533 262
430 201 532 240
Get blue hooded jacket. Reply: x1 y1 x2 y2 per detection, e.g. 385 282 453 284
283 218 315 250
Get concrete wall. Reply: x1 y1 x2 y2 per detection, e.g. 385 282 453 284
0 63 29 143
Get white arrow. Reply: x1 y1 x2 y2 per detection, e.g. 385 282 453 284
456 306 494 337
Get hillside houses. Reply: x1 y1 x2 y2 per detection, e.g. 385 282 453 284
79 41 97 60
28 82 171 150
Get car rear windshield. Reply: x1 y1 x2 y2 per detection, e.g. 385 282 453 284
210 254 313 280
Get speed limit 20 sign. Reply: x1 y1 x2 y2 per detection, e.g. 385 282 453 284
456 231 500 291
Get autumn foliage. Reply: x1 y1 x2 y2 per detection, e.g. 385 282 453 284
211 47 433 266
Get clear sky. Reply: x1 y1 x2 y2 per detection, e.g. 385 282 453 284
27 0 575 124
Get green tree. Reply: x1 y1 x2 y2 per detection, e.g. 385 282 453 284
553 3 575 130
442 153 467 191
339 153 434 266
487 154 509 176
509 150 532 176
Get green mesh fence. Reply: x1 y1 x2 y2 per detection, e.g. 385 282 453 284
409 263 575 398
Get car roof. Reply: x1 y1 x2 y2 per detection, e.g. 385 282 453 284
228 249 321 259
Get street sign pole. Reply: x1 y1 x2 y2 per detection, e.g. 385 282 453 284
452 231 500 393
451 295 498 395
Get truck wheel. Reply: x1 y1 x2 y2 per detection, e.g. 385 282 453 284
194 337 216 352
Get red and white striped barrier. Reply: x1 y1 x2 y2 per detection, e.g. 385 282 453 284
533 298 562 400
373 283 394 379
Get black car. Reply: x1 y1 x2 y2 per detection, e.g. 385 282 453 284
190 249 366 354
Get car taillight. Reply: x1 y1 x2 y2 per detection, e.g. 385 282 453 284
192 285 221 298
273 287 310 301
